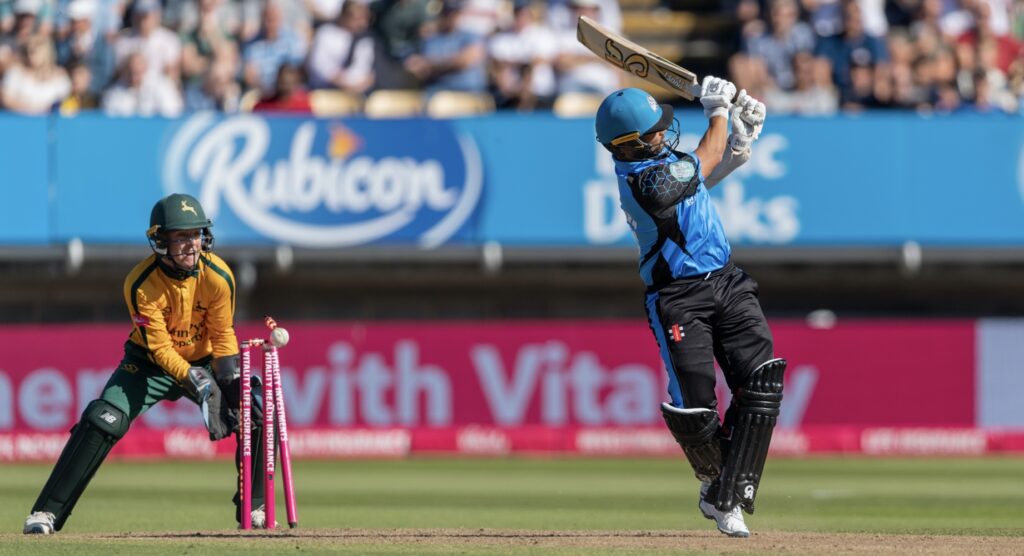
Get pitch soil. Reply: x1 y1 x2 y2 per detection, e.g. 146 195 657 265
87 529 1023 554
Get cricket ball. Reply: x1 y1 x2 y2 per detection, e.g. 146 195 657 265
269 327 290 348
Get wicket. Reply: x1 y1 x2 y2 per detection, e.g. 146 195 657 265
239 336 298 529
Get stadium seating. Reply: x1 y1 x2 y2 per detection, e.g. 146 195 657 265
552 92 605 118
425 91 496 118
363 89 426 118
309 90 365 117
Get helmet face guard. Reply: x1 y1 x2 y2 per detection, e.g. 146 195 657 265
608 117 681 161
147 194 214 276
596 88 680 160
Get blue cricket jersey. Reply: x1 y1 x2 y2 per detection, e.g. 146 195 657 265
614 149 730 290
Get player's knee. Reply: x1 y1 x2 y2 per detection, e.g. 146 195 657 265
736 358 786 416
82 399 130 440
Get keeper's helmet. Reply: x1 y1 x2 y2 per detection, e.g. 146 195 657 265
146 193 214 254
595 88 678 158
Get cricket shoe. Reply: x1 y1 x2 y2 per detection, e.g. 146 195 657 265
698 482 749 538
23 511 56 535
251 505 279 529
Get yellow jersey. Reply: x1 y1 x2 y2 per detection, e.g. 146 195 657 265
123 253 238 381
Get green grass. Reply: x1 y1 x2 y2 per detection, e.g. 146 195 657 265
2 457 1022 554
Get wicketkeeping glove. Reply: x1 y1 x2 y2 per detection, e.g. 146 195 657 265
700 76 737 120
183 366 233 441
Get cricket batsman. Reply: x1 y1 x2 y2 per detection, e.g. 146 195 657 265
595 79 786 537
23 193 268 534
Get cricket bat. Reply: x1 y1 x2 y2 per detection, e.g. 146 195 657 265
576 15 701 100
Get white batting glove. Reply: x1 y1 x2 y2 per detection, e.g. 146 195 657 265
699 76 737 120
728 89 766 152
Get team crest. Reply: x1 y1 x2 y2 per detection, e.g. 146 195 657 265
180 200 198 216
668 160 695 182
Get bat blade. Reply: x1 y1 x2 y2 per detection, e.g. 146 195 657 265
576 15 701 100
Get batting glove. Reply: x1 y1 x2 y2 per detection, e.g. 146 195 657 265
728 89 766 152
700 76 737 120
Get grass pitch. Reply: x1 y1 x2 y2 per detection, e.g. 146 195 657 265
2 457 1022 554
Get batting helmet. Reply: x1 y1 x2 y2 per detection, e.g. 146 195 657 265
595 88 675 146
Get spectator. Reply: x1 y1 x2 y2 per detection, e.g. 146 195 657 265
731 0 816 96
456 0 504 36
857 0 889 37
309 0 345 27
910 0 947 42
242 0 307 94
884 0 921 29
887 30 926 107
968 67 1002 110
546 0 620 32
975 38 1019 109
802 0 844 37
58 62 100 113
814 0 889 93
956 0 1024 73
113 0 182 82
307 0 375 93
488 2 558 110
252 63 313 113
0 0 46 73
167 0 254 40
56 0 116 95
1007 55 1024 107
185 58 240 112
954 39 978 99
763 50 839 113
403 1 487 94
840 56 877 108
553 0 619 95
179 0 240 88
1 35 71 113
102 51 183 116
373 0 431 61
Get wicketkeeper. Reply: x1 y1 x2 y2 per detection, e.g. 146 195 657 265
595 80 785 537
23 193 268 534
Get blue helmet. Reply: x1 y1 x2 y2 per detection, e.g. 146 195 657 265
595 88 675 146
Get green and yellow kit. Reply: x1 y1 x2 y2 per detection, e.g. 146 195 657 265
123 252 238 382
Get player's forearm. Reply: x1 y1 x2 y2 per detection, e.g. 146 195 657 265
151 345 191 381
694 116 728 177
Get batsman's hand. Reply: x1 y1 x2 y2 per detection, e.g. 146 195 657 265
728 89 766 153
700 76 737 121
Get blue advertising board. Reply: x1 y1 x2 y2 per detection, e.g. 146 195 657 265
0 116 50 244
2 112 1023 248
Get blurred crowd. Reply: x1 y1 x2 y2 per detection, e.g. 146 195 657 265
0 0 626 116
729 0 1024 114
0 0 1021 116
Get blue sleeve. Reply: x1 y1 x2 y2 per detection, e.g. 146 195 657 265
630 153 702 211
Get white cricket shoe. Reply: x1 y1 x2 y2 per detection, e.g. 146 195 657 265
250 505 279 529
23 511 55 535
698 482 749 538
